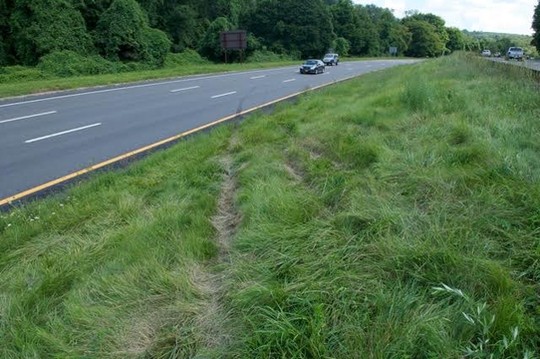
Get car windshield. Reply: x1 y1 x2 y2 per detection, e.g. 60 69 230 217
305 60 317 65
324 54 334 58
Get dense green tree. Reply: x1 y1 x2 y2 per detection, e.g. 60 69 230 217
165 5 207 52
333 37 350 56
446 27 466 52
134 1 212 53
403 19 444 57
210 0 247 26
0 36 6 66
198 16 232 61
385 23 411 55
0 0 483 68
463 36 480 52
95 0 170 64
465 36 481 52
135 0 159 25
244 0 334 58
330 1 363 54
0 0 12 65
95 0 147 61
354 5 382 55
475 37 507 54
71 0 111 31
365 5 409 55
10 0 94 65
329 1 381 56
532 1 540 52
141 27 171 65
493 37 514 54
404 11 449 52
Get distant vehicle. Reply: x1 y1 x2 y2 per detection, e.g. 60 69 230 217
494 52 501 58
322 53 339 66
300 59 325 74
481 49 491 57
506 47 524 60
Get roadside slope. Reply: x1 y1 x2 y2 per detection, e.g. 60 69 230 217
1 53 538 357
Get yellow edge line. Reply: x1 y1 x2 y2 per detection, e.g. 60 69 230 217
0 74 359 207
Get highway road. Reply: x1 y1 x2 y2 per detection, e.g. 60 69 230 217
0 59 418 203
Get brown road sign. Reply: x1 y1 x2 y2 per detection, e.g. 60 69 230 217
220 31 247 50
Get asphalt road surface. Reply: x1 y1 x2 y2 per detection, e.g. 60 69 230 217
487 56 540 71
0 59 418 203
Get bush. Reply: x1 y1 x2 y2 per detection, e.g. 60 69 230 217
37 50 117 77
94 0 147 61
333 37 350 57
0 65 48 83
0 36 7 66
198 17 232 61
115 61 152 73
11 0 94 65
164 49 209 67
246 50 295 63
95 0 170 66
140 27 172 66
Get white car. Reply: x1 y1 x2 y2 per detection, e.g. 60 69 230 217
481 49 491 57
506 47 524 61
322 53 339 66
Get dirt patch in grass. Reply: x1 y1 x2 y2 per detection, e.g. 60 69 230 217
212 154 241 257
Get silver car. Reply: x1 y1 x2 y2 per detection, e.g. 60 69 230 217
506 47 524 61
323 53 339 66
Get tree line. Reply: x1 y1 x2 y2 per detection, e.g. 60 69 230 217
532 0 540 53
0 0 516 68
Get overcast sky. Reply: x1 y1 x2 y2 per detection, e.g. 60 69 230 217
353 0 537 35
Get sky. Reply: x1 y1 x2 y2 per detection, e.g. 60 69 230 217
353 0 537 35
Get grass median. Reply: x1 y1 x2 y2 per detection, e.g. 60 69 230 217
1 52 539 358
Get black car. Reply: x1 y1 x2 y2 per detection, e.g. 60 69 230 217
300 59 325 74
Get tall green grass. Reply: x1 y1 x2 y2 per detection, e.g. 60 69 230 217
0 130 232 357
1 53 538 357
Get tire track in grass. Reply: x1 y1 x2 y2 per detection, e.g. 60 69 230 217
192 132 242 355
211 150 241 256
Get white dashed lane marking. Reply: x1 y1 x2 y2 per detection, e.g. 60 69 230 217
170 86 200 93
25 123 102 144
0 111 57 125
211 91 237 99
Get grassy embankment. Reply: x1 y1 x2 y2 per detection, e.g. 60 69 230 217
1 53 539 358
